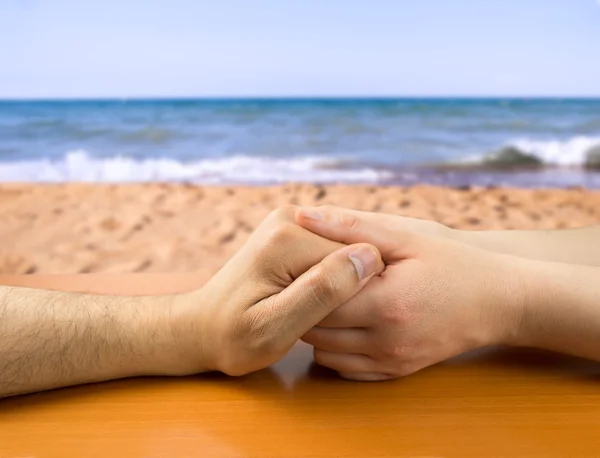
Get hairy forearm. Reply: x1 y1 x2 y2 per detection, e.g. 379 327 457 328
454 225 600 266
507 259 600 361
0 285 199 398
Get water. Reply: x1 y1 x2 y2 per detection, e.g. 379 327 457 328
1 98 600 187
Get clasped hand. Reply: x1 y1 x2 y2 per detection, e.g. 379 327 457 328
175 205 525 381
2 204 597 398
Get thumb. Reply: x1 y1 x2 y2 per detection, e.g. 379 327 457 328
255 243 384 341
295 206 414 260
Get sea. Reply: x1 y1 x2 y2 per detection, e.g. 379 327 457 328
1 98 600 188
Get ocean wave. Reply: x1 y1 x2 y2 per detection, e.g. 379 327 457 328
470 136 600 167
0 150 391 184
511 136 600 165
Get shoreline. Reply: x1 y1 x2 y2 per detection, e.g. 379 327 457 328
3 162 600 189
2 183 599 275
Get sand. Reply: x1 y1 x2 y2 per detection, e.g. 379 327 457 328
1 183 599 276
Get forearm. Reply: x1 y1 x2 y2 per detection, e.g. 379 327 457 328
0 285 202 398
506 259 600 361
453 225 600 266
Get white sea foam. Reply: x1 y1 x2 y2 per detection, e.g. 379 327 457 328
510 136 600 165
0 150 391 183
463 136 600 166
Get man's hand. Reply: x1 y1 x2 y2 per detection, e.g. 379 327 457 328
0 206 383 398
296 206 525 381
173 206 384 377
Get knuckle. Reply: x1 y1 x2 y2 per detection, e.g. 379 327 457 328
378 305 406 327
385 342 408 359
307 266 339 310
371 334 405 360
268 205 297 223
255 222 303 263
252 222 303 280
267 221 301 246
316 205 359 231
340 213 360 231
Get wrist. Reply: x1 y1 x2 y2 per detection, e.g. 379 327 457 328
162 287 214 375
487 254 540 348
127 289 212 377
472 252 531 348
502 258 574 350
118 294 188 377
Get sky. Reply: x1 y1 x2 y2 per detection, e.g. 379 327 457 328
1 0 599 98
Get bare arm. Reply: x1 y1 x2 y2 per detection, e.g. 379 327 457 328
360 214 600 265
513 259 600 361
0 285 193 398
0 207 382 398
453 225 600 266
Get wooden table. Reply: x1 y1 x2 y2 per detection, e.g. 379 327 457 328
1 275 600 457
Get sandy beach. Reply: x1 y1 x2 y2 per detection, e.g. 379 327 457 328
1 183 599 277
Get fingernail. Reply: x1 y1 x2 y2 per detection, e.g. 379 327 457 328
299 207 323 221
348 246 379 280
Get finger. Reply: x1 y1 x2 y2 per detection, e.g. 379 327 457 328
295 205 416 260
245 206 346 281
301 327 370 354
313 349 377 373
338 372 396 381
255 243 384 340
223 207 345 284
317 275 384 328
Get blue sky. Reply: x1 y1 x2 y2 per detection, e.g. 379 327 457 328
1 0 599 98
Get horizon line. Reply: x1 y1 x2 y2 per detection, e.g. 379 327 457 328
2 95 600 102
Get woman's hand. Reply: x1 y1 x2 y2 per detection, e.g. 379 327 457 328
296 206 526 380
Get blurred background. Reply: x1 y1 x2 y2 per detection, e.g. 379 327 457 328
1 0 599 275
